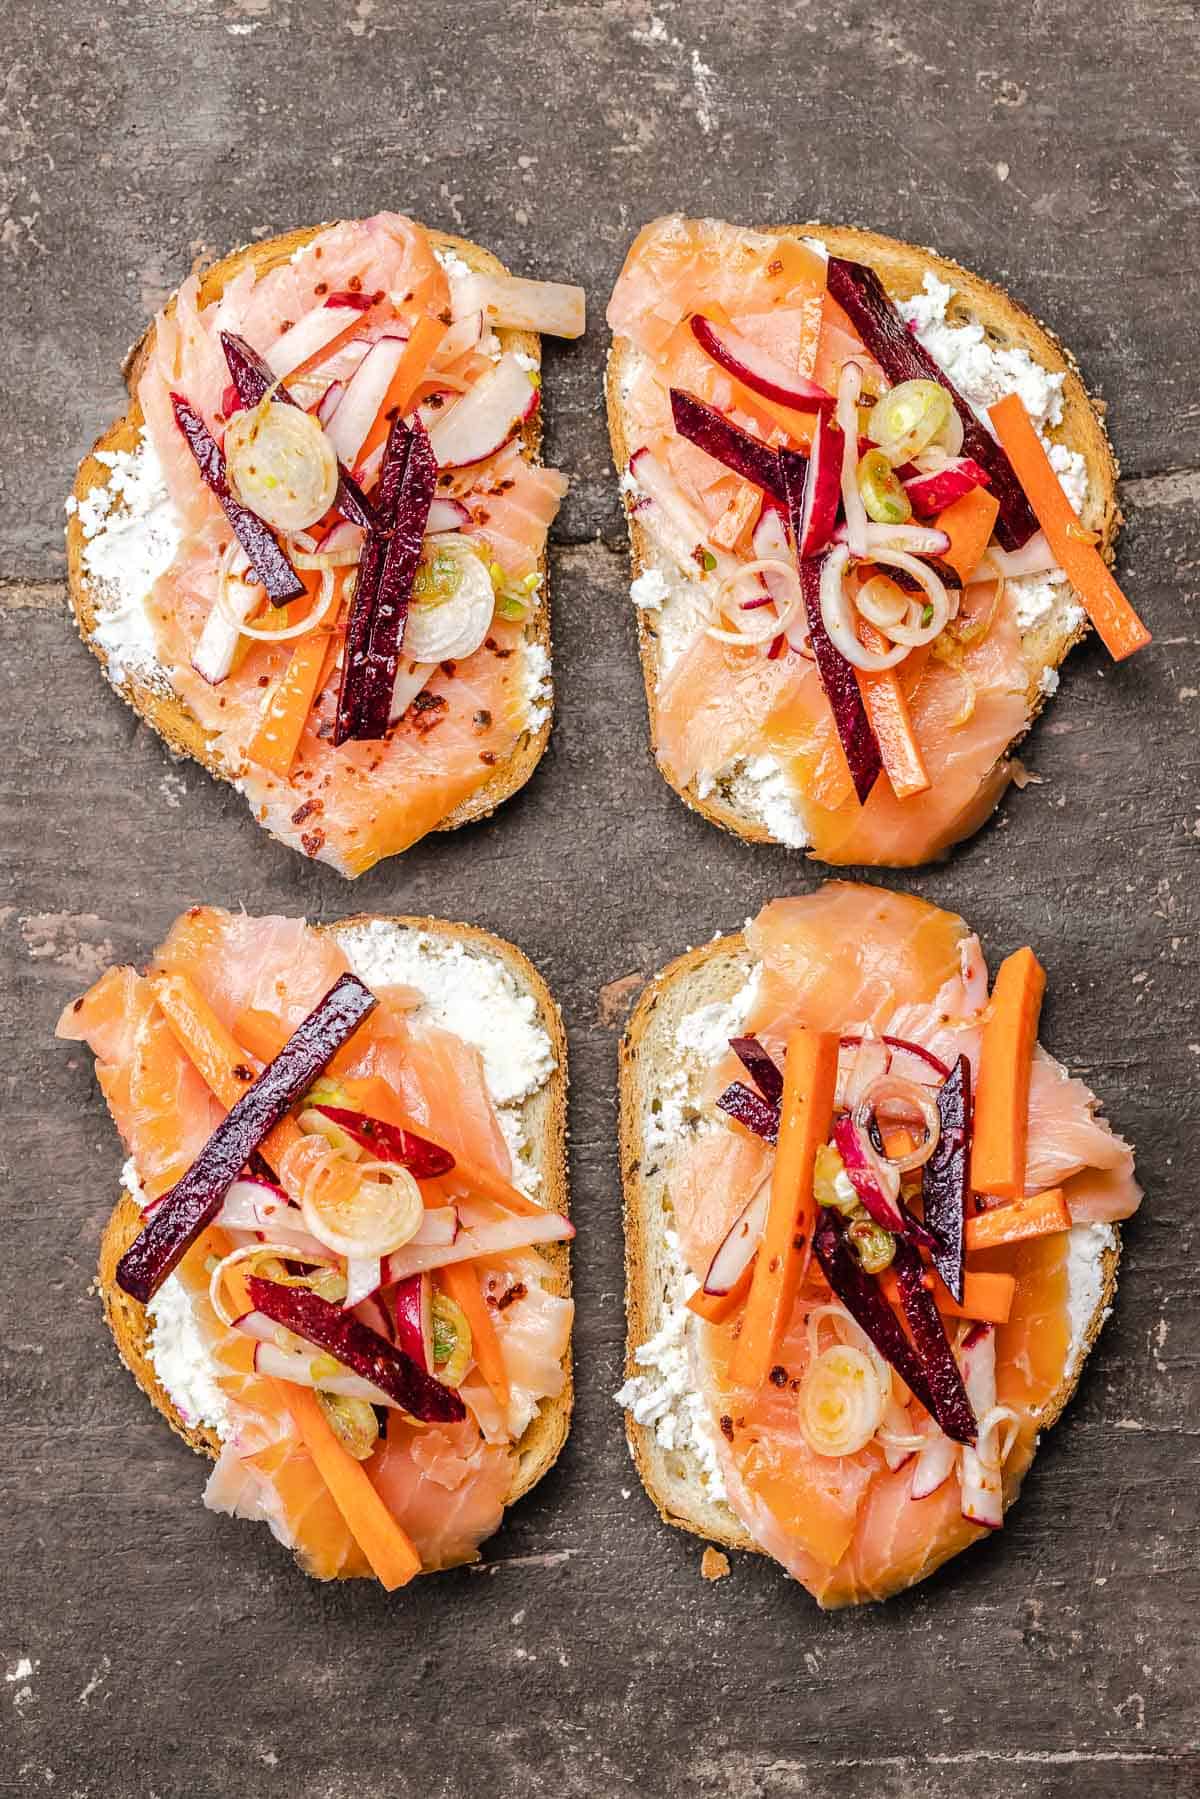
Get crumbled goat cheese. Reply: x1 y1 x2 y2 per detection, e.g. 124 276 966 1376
521 640 552 730
336 922 555 1107
1038 666 1060 697
614 1230 727 1501
674 969 761 1063
801 234 830 259
1067 1222 1116 1374
514 350 539 372
75 431 181 686
147 1276 231 1439
630 568 670 609
724 754 810 850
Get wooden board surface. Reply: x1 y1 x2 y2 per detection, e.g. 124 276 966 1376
2 2 1198 1794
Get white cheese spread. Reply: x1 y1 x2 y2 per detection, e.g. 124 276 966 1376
146 1276 231 1440
73 431 180 687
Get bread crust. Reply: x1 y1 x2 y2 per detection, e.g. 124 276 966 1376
66 221 554 870
95 912 571 1573
617 926 1122 1586
605 220 1121 852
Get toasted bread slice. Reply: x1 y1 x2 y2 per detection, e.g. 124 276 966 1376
606 220 1120 853
96 913 571 1569
67 222 554 871
618 927 1121 1586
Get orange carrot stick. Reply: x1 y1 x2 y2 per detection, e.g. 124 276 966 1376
970 945 1046 1201
966 1187 1070 1252
439 1261 511 1413
730 1028 839 1389
686 1263 753 1325
856 619 930 799
150 973 301 1167
882 1267 1014 1326
934 486 1000 582
357 315 447 468
248 628 337 777
989 393 1150 659
270 1381 421 1589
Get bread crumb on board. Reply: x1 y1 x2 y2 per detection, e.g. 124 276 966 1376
701 1547 731 1583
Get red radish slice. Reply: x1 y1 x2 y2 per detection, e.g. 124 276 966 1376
426 496 471 533
426 352 540 468
904 456 991 516
412 1206 459 1248
389 655 436 724
316 381 344 427
839 1033 950 1081
691 314 834 411
215 1176 293 1233
464 271 586 339
833 1113 907 1234
312 1104 455 1179
116 975 378 1304
382 1211 573 1283
910 1422 958 1498
838 1037 891 1112
785 408 842 557
391 1273 434 1373
264 293 376 381
436 310 484 363
326 335 410 467
247 1274 464 1420
702 1176 770 1296
170 395 305 603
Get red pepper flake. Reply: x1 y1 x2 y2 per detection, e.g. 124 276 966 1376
719 1414 735 1442
473 709 492 729
768 1365 789 1388
440 659 457 677
348 275 362 292
484 637 513 660
409 692 448 735
768 258 784 275
291 798 323 826
301 829 326 857
472 507 491 525
231 1064 255 1084
479 750 497 765
314 281 328 296
494 1281 527 1313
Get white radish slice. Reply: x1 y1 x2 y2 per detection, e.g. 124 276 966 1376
344 1255 383 1309
837 1036 891 1111
412 1205 459 1247
264 296 375 381
216 1177 291 1233
436 310 484 363
316 380 344 427
193 545 258 685
390 655 437 723
753 504 811 655
465 272 586 339
702 1175 770 1296
426 352 539 469
627 448 738 583
910 1423 958 1498
251 1337 398 1407
392 1273 434 1372
403 537 496 662
958 1325 1008 1527
426 496 471 533
837 360 868 557
325 334 409 467
382 1211 573 1283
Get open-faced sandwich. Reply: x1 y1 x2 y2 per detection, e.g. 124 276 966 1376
606 217 1150 864
58 907 572 1586
67 213 584 876
617 882 1140 1605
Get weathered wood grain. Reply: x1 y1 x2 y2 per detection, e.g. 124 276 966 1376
2 1 1198 1794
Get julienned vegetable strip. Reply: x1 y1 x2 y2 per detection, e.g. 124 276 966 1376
921 1054 972 1304
438 1261 511 1414
247 626 336 777
934 487 1000 582
356 314 446 468
799 553 883 806
149 972 302 1168
855 619 931 800
730 1028 839 1389
970 945 1046 1200
988 393 1151 660
881 1267 1015 1326
269 1380 421 1589
966 1187 1070 1251
115 974 377 1304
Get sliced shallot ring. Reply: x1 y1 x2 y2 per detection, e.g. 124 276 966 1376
209 1240 336 1329
706 558 801 646
820 544 908 671
299 1155 423 1261
853 1072 942 1172
862 548 950 646
218 566 337 642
